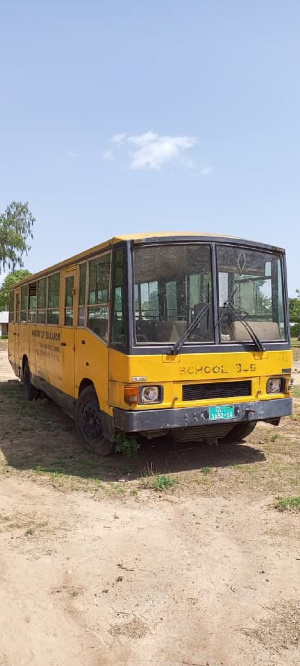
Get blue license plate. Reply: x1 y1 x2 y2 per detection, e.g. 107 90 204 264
209 405 235 421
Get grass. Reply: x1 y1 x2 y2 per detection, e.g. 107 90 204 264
110 483 126 495
291 337 300 347
114 433 141 458
153 474 176 491
275 496 300 512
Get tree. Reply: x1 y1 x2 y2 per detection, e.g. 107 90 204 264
289 290 300 321
0 202 35 273
289 290 300 339
0 270 32 310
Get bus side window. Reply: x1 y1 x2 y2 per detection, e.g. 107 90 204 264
37 278 47 323
47 273 60 325
111 249 125 345
87 254 111 341
78 263 87 326
64 275 75 326
15 292 21 323
9 291 14 323
21 285 29 322
28 283 37 322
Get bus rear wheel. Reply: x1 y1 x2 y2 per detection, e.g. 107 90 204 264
75 386 114 456
222 421 257 444
23 360 39 401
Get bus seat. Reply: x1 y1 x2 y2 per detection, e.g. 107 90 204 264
90 318 109 341
174 321 187 338
230 321 280 341
98 318 109 341
136 319 156 341
154 320 187 342
154 321 175 341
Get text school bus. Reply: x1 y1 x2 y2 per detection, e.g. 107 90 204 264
8 233 292 455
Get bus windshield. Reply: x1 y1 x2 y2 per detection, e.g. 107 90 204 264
217 245 286 343
134 244 213 344
133 243 286 345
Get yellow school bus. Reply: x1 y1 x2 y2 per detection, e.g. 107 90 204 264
8 232 293 455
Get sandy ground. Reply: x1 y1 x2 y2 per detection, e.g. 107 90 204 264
0 345 299 666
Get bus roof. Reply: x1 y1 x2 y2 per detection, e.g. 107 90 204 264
12 232 285 287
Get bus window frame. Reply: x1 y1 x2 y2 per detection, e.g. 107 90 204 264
21 283 29 323
131 241 215 347
77 261 88 328
62 267 77 328
47 271 60 326
86 250 112 343
110 243 128 351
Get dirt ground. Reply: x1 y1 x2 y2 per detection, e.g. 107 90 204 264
0 340 299 666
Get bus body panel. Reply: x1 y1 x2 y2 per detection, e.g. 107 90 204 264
108 348 292 411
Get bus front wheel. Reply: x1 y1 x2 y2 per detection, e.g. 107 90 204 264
23 360 39 401
75 386 114 456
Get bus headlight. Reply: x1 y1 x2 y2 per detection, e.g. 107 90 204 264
140 386 162 404
267 378 283 394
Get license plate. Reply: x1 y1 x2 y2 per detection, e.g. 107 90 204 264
209 405 235 421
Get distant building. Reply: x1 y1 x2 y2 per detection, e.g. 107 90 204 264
0 311 9 336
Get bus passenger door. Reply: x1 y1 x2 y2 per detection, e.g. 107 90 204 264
14 289 21 370
61 267 77 399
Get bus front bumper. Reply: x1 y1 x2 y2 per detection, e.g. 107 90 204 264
113 398 292 433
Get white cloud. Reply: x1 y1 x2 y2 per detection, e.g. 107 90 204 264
105 131 198 170
67 151 78 159
111 133 128 145
128 132 196 170
102 150 114 161
199 166 213 175
131 134 196 170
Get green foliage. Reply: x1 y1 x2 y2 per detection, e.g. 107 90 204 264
0 202 35 273
291 323 300 338
275 496 300 512
154 474 176 491
289 291 300 338
289 290 300 322
114 433 141 458
0 269 31 310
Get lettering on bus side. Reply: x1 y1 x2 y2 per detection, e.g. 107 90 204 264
31 329 61 342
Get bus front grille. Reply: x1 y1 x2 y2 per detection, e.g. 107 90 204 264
182 380 252 401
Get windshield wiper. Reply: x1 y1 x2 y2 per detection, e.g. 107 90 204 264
167 303 210 355
223 301 265 352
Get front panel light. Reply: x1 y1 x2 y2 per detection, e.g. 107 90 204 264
267 377 283 394
140 385 161 404
124 385 139 404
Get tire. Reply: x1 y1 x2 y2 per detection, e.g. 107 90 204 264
23 361 39 401
75 385 114 456
221 421 257 444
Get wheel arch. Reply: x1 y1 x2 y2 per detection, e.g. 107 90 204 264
22 354 29 380
78 378 94 397
76 379 115 443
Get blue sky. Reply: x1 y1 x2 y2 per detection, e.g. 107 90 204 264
1 0 299 295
